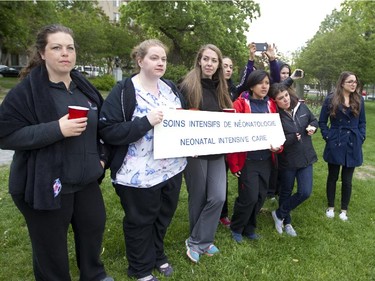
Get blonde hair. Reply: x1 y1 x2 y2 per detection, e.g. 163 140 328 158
131 39 168 73
180 44 232 109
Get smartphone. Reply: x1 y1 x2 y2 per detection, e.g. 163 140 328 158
294 70 303 77
254 43 268 52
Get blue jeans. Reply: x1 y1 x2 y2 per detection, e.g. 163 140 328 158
276 165 313 225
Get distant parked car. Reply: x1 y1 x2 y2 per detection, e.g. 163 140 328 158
0 66 20 78
75 65 103 77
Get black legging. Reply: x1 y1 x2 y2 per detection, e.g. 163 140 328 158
326 163 355 210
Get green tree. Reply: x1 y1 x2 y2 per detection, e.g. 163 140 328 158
55 1 136 74
0 1 57 63
103 23 138 75
296 0 375 90
57 1 112 67
120 0 260 70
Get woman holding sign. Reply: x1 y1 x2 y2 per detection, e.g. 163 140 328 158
99 39 186 281
227 70 281 243
179 44 232 263
269 83 318 237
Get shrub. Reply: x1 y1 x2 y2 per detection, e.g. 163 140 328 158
164 63 189 84
89 75 116 91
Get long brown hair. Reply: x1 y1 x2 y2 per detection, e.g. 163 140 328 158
179 44 232 109
20 24 75 79
330 71 361 117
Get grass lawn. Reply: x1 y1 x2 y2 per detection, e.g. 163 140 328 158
0 79 374 280
0 77 19 102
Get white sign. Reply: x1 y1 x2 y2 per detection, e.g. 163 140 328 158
154 109 285 159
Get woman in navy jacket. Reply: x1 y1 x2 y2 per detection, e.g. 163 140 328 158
319 71 366 221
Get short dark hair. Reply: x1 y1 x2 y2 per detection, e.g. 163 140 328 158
246 70 270 93
269 82 299 109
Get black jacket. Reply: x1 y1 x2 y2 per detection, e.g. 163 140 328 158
0 64 104 210
98 76 183 180
278 102 318 169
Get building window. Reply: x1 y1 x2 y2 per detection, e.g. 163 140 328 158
114 12 120 22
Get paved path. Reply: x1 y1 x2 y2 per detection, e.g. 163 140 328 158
0 149 13 166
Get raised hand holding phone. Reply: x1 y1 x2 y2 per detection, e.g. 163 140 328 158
292 69 304 79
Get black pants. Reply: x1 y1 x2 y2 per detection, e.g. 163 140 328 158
220 161 230 219
326 163 355 210
115 172 182 279
230 158 271 235
12 183 107 281
267 164 280 198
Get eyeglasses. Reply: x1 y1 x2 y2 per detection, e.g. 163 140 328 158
344 80 358 85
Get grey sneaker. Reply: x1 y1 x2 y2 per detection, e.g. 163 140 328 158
157 263 173 277
271 211 283 234
284 224 297 237
137 275 159 281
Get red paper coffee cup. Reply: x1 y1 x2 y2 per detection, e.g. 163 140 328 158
68 106 89 119
223 108 236 113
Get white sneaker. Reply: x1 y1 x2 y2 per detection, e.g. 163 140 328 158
339 211 348 221
272 211 283 234
285 224 297 237
326 208 334 218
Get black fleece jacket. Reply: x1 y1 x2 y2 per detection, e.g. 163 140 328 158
0 64 105 210
277 102 318 169
98 76 183 180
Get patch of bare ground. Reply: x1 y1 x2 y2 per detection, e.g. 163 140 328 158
355 164 375 180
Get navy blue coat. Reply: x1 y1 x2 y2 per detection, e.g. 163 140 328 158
319 94 366 167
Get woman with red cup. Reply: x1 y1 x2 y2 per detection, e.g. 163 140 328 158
0 24 113 281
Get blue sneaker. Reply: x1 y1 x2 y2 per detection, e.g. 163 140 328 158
204 244 219 256
186 247 200 263
185 238 189 249
245 233 261 240
231 231 243 243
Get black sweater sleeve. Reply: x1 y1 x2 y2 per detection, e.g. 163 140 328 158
98 80 153 146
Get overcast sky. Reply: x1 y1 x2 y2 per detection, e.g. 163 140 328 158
246 0 343 55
